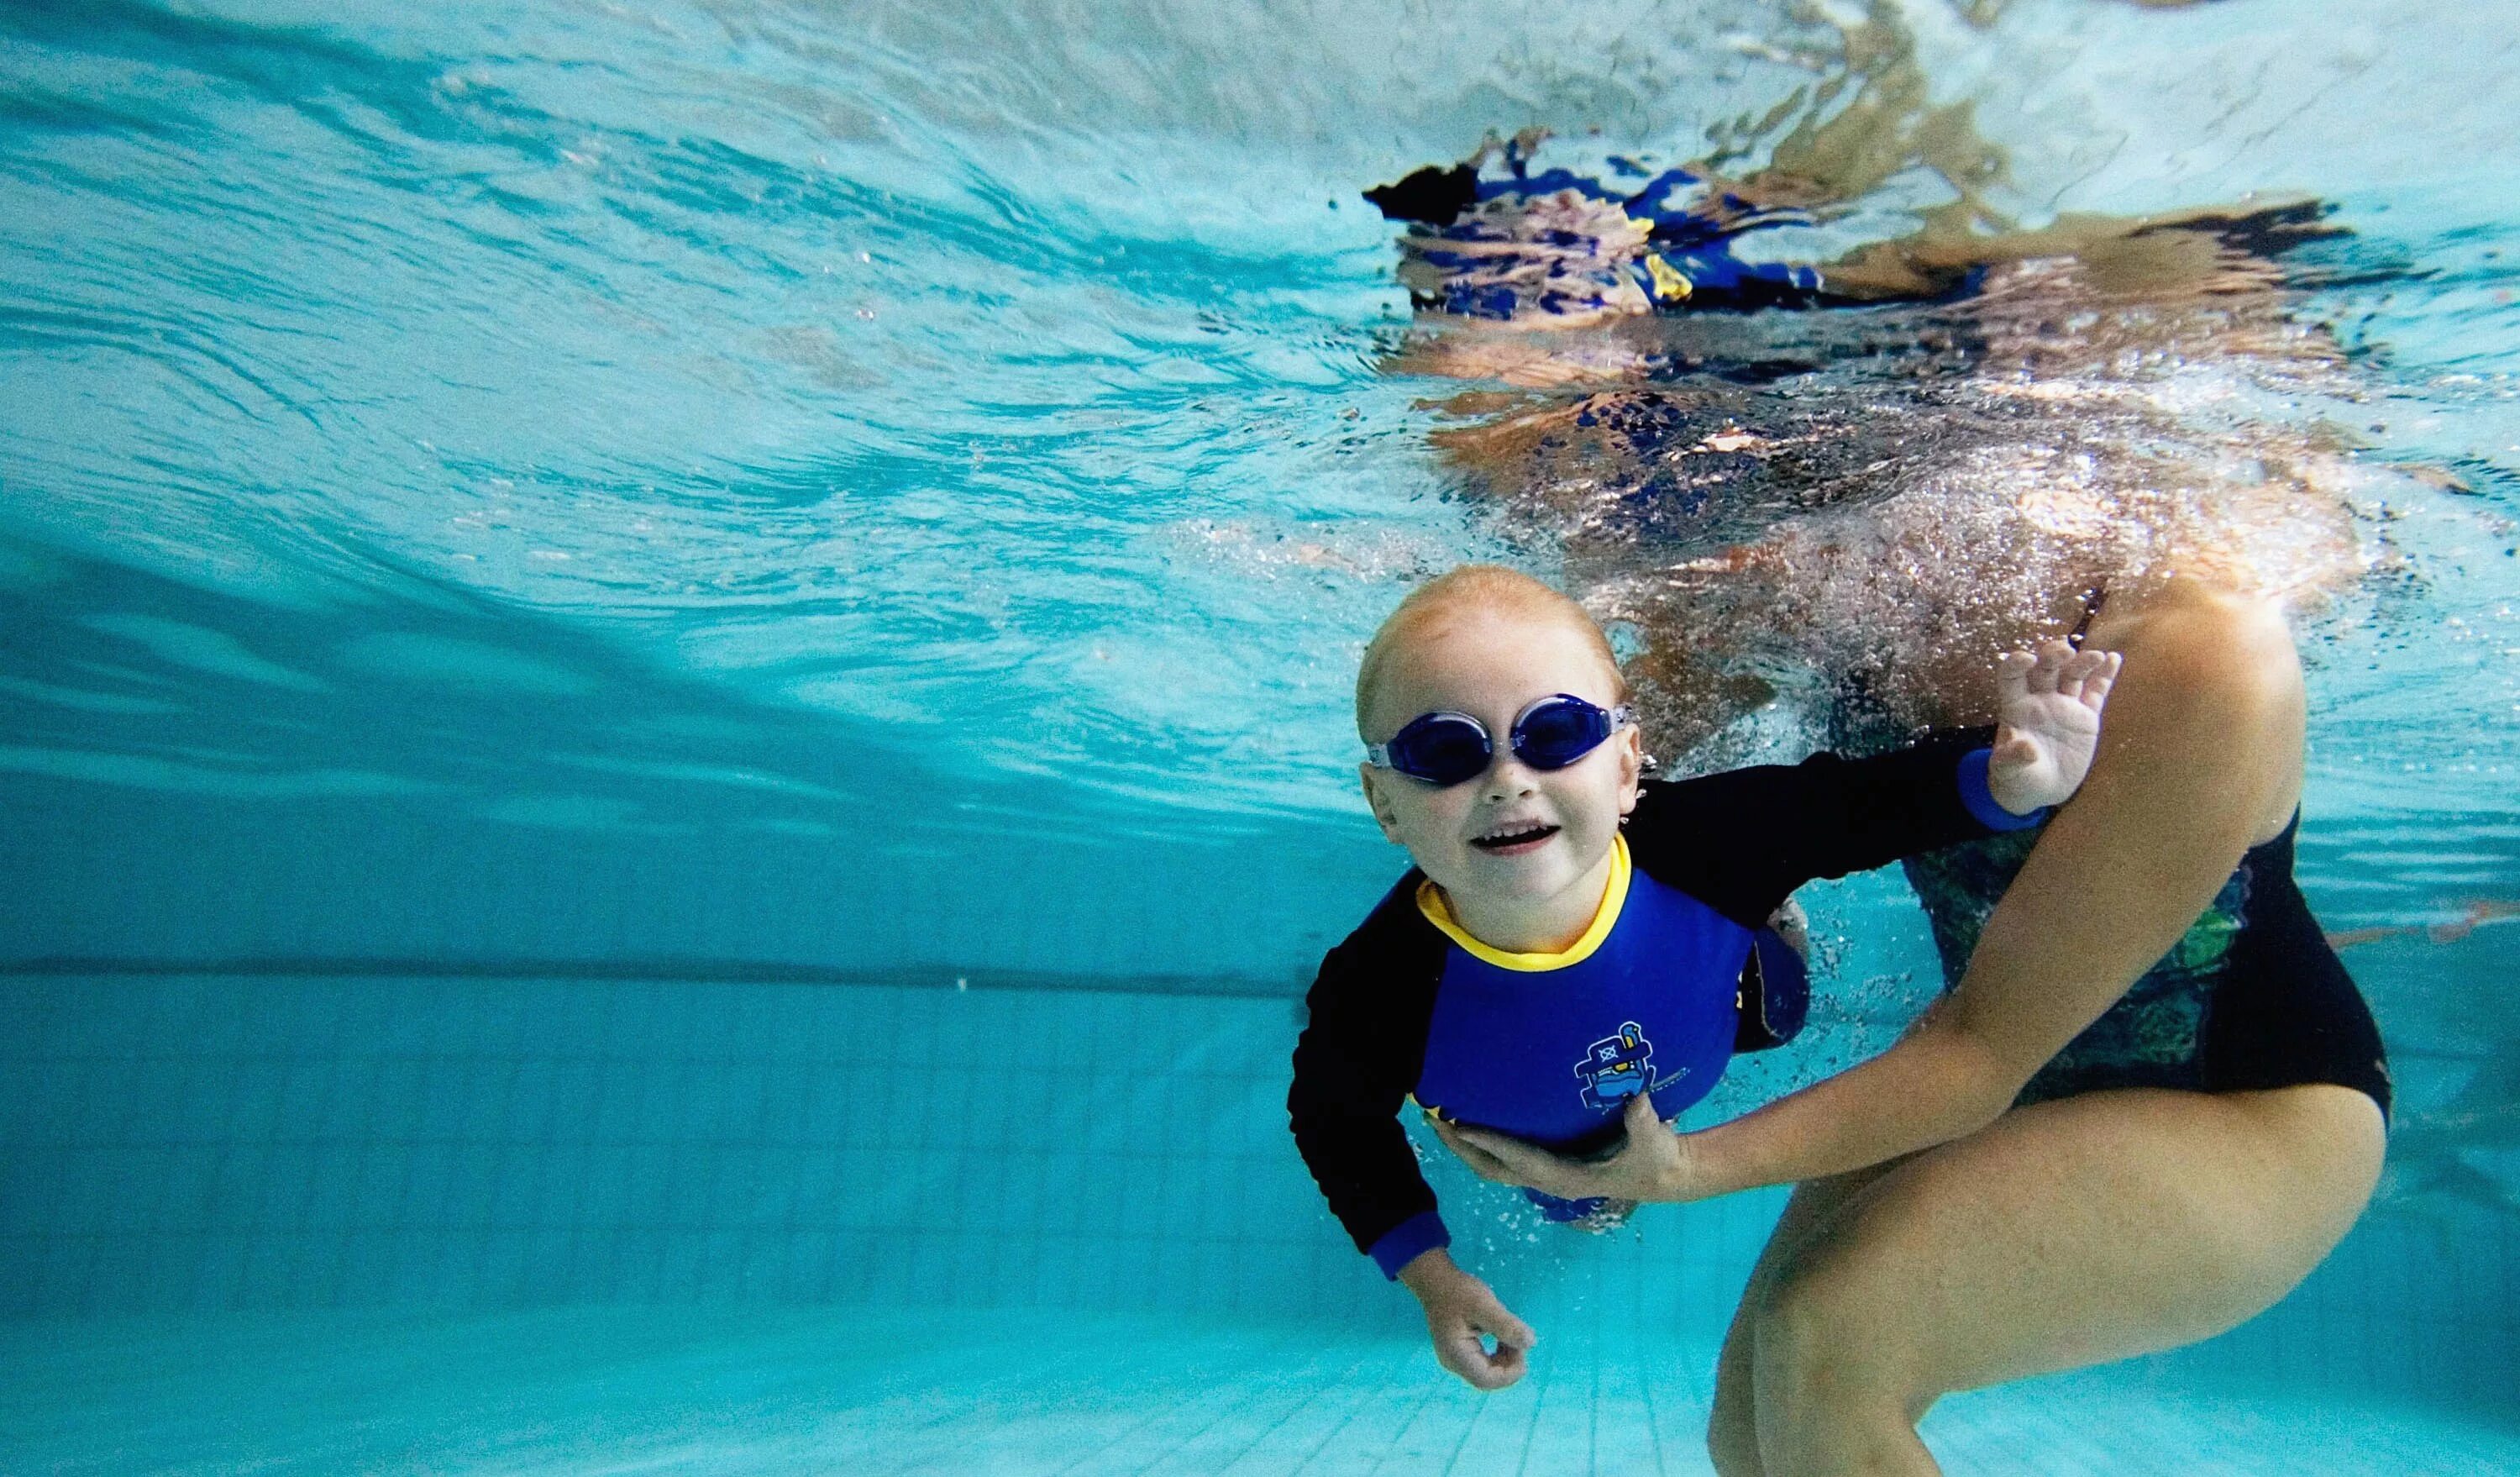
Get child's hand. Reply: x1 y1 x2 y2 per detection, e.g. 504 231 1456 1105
1989 639 2123 814
1395 1249 1536 1390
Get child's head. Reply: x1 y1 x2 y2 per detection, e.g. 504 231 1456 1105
1357 565 1642 912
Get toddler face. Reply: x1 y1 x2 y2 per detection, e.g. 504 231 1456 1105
1358 612 1641 918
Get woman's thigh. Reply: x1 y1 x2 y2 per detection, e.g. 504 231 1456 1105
1746 1082 2385 1404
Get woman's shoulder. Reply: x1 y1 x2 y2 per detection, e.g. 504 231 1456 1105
2105 579 2304 707
2093 579 2307 841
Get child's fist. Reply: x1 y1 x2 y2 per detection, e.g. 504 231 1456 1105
1397 1252 1536 1390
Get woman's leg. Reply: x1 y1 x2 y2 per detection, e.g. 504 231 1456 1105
1708 1164 1895 1475
1712 1082 2382 1477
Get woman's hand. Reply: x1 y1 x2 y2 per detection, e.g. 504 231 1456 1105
1988 639 2123 814
1427 1092 1704 1204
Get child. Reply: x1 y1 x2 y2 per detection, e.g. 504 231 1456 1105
1286 565 2118 1390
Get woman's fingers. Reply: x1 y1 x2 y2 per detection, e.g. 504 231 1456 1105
1430 1117 1515 1182
1435 1111 1670 1201
1443 1119 1585 1195
1453 1124 1546 1176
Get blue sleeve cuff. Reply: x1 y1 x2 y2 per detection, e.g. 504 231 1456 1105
1957 747 2049 833
1368 1210 1451 1280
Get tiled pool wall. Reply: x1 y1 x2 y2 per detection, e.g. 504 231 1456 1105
2 970 2512 1420
0 973 1763 1325
0 781 1385 986
4 783 2514 1421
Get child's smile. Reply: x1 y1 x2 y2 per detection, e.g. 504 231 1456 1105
1469 818 1560 855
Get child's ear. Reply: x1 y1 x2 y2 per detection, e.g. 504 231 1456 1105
1617 726 1644 816
1358 764 1408 844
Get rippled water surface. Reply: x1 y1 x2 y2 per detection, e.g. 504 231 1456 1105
4 0 2511 817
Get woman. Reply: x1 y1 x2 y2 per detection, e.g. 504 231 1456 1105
1379 136 2391 1475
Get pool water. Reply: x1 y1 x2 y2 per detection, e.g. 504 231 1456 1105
3 1 2517 1471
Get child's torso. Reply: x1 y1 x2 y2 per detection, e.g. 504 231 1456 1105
1411 854 1751 1154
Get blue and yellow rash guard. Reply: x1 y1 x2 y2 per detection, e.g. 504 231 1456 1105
1287 731 2043 1279
1412 834 1772 1154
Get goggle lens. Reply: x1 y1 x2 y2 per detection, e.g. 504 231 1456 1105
1513 697 1613 768
1383 713 1494 787
1371 696 1628 787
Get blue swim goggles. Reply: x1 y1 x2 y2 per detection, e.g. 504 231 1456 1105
1366 694 1634 787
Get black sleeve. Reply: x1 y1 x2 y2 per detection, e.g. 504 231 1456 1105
1624 728 2000 928
1286 879 1451 1259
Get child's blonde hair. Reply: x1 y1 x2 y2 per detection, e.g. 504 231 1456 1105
1356 565 1627 736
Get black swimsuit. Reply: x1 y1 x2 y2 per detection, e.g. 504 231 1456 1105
1903 812 2392 1120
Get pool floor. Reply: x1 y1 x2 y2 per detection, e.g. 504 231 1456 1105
4 1307 2515 1474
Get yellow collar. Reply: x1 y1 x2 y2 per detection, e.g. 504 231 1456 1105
1415 833 1631 973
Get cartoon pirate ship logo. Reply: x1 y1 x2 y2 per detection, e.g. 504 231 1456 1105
1575 1020 1674 1111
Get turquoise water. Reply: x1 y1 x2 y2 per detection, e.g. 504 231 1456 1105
3 0 2517 1470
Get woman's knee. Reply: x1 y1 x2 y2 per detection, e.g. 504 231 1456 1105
1706 1350 1763 1477
1746 1236 1929 1418
1707 1407 1763 1476
1712 1170 1909 1473
1741 1258 1940 1476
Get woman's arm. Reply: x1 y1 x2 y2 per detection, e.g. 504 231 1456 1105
1436 586 2307 1204
1675 591 2307 1197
